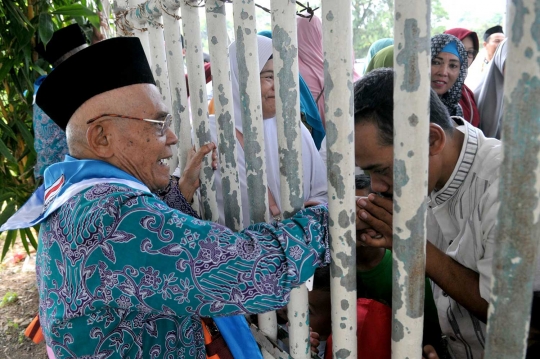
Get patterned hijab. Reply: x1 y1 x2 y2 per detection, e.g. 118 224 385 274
431 34 468 117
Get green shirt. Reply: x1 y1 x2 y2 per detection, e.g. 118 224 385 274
358 250 444 350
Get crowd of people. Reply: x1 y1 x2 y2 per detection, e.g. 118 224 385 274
0 11 538 359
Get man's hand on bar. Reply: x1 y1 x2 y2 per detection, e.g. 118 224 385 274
356 194 393 249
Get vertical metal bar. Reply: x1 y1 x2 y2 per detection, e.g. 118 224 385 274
231 0 275 346
129 1 177 171
137 1 172 115
127 0 153 64
484 0 540 357
269 0 309 357
321 1 357 357
391 0 431 357
205 0 244 231
180 0 219 222
161 0 192 173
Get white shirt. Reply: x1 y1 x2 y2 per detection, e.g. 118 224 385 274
209 115 328 228
427 118 501 359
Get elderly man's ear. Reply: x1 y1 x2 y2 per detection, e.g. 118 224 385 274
86 123 115 159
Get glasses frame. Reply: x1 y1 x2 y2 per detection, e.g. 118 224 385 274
466 50 478 59
86 113 173 136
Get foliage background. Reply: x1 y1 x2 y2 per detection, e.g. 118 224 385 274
0 0 102 259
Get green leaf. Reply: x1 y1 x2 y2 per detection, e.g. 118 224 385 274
14 121 35 151
39 13 55 48
0 138 17 163
0 58 15 84
1 230 17 261
52 4 100 28
0 120 18 141
25 228 38 250
32 64 48 77
19 228 30 254
0 201 16 227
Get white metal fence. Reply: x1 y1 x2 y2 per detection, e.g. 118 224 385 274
111 0 539 358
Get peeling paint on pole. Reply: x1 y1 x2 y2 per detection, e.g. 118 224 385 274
270 1 309 357
160 0 191 174
322 1 357 358
126 0 153 66
205 0 243 231
392 0 430 357
484 1 540 358
231 0 275 346
180 0 219 222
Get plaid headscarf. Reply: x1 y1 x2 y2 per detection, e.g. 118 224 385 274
431 34 468 117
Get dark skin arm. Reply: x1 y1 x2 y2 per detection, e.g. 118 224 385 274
356 194 488 323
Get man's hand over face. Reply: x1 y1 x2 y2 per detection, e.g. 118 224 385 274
356 194 393 249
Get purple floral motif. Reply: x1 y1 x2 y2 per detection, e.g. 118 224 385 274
36 182 329 358
115 295 132 309
236 238 262 261
289 245 304 261
140 267 162 289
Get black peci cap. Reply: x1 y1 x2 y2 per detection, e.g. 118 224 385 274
36 37 155 130
35 24 88 65
483 25 504 42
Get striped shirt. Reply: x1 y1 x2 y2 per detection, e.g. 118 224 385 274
427 118 502 359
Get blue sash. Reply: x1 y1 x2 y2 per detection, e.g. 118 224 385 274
0 155 150 231
214 316 263 359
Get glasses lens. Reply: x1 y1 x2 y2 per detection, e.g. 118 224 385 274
161 114 172 135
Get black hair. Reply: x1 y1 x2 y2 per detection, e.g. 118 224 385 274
353 68 454 146
355 174 371 191
312 266 331 292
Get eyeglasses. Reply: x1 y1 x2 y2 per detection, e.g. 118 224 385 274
86 113 173 136
466 50 478 59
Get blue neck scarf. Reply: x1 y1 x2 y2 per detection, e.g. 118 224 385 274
0 155 149 231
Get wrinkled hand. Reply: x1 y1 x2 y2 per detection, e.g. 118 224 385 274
309 329 320 354
178 143 217 202
356 194 393 249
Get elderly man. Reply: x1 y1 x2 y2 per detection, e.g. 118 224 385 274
354 68 501 359
1 37 331 358
465 25 505 91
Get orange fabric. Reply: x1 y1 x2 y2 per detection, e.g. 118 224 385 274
25 315 45 344
324 298 392 359
208 98 215 115
202 320 220 359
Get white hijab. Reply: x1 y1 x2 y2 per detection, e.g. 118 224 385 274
474 38 507 139
210 35 328 228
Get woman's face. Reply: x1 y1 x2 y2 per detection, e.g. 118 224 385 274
260 59 276 119
431 52 460 96
461 36 475 67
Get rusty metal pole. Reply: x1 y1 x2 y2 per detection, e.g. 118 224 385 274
205 0 244 231
127 0 153 64
231 0 275 349
160 0 192 174
180 0 219 222
391 0 431 357
269 0 309 357
321 0 358 357
484 0 540 357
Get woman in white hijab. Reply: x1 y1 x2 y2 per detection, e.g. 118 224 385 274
474 38 507 139
210 35 328 228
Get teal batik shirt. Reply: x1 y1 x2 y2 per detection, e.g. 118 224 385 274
36 181 329 359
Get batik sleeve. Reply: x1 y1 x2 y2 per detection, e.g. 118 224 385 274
57 185 330 318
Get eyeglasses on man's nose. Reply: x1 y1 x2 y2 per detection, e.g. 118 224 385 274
86 113 173 136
